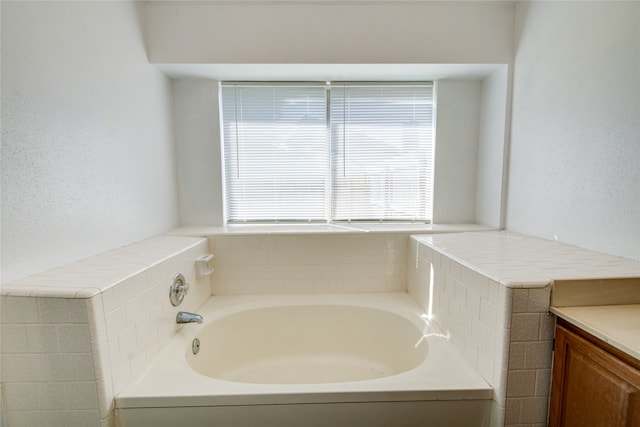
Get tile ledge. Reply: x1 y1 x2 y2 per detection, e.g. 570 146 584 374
411 231 640 289
0 285 101 299
166 223 498 236
1 235 208 297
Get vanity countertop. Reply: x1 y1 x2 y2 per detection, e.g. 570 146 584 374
550 304 640 361
550 277 640 361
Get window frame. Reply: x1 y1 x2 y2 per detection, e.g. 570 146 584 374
220 81 435 225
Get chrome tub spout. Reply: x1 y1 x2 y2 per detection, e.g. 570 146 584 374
176 311 203 324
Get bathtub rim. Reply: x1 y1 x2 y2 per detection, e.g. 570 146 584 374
116 292 492 409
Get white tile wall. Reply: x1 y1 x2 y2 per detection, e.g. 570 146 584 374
1 236 211 427
406 230 635 426
407 243 512 426
505 288 554 426
210 234 409 295
1 296 100 426
408 236 555 427
101 238 210 400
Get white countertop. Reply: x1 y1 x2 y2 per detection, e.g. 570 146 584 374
551 304 640 361
412 232 640 288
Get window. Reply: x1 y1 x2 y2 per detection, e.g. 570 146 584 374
221 82 434 223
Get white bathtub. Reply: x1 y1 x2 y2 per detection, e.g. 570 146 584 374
116 293 492 427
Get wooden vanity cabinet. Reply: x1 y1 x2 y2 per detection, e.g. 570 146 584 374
549 318 640 427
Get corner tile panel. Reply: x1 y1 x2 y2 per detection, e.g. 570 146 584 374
506 285 553 425
0 237 211 426
410 237 560 427
0 296 101 426
411 242 512 426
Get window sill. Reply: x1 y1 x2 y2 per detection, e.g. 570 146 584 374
166 223 498 237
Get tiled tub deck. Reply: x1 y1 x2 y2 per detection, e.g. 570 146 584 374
1 236 211 426
2 227 639 426
408 232 640 426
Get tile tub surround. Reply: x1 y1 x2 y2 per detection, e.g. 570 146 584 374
0 225 492 425
1 236 211 427
407 231 640 427
201 224 496 295
209 233 408 295
3 227 636 426
1 296 101 426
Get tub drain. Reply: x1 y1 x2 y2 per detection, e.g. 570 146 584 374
192 338 200 355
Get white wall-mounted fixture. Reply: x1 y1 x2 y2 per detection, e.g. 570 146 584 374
195 254 214 277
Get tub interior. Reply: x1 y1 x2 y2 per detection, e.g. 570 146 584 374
187 305 428 384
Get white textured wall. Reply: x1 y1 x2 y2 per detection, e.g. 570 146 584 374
144 1 515 64
1 1 179 283
172 80 224 226
476 66 509 228
432 80 482 223
507 1 640 260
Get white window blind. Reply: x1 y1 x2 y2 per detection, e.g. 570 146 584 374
221 82 434 223
330 83 434 221
221 83 329 222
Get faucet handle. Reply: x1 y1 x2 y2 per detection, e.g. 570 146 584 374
169 273 189 307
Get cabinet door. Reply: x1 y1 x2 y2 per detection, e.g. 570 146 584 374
549 321 640 427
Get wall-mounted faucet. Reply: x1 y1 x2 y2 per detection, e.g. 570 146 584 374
176 311 203 324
